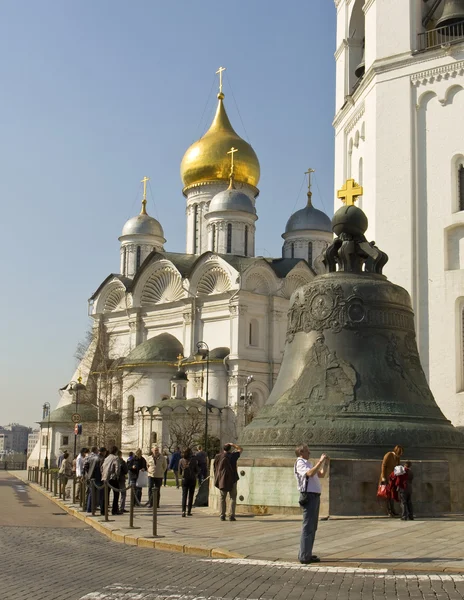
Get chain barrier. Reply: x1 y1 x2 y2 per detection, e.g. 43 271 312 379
26 467 161 536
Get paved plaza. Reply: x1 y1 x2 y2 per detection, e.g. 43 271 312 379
15 471 464 574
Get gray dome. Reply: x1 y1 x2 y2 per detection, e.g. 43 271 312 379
285 204 331 233
122 333 183 366
209 188 255 215
121 214 164 238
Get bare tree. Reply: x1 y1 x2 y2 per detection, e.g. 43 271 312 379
168 411 205 451
72 322 145 449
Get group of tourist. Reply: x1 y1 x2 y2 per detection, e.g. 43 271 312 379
57 444 212 517
294 443 414 565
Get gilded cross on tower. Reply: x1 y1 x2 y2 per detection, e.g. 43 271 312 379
305 168 315 191
216 66 226 98
337 178 363 206
141 176 150 214
177 354 184 369
227 146 238 176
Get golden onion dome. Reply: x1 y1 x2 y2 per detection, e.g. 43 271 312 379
180 95 260 191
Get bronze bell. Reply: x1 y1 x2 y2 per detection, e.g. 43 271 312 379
437 0 464 28
354 40 365 79
240 199 464 460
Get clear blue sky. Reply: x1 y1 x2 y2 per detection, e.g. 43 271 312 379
0 1 336 427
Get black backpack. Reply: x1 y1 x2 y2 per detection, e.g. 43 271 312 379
182 457 198 482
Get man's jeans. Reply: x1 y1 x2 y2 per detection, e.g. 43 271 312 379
219 483 237 518
299 492 320 562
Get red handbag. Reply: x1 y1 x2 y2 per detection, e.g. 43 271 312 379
377 483 388 499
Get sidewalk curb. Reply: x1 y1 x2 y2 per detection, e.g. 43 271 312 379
17 475 245 560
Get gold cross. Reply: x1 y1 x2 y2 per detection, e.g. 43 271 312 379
216 66 226 96
337 178 363 206
177 354 184 368
141 176 150 214
305 168 315 191
227 146 238 176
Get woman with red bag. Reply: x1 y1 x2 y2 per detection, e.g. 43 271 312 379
378 445 404 516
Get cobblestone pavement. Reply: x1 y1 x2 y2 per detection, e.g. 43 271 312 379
3 473 464 600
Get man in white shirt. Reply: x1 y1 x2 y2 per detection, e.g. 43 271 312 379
294 444 329 564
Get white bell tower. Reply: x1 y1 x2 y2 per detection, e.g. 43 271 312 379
334 0 464 426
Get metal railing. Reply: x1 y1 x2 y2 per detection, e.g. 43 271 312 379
27 467 161 537
418 21 464 52
2 461 27 470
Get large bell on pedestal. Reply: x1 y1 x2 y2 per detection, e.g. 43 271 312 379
437 0 464 28
240 189 464 460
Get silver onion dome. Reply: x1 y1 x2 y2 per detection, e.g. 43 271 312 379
121 213 165 238
209 188 256 215
285 204 331 233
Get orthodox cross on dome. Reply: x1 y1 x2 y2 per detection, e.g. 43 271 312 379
141 176 150 215
227 146 238 187
216 66 226 98
337 178 363 206
305 168 315 205
177 353 184 368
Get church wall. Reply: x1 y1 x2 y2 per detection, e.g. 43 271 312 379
415 86 464 425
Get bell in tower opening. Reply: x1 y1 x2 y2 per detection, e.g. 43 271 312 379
209 181 464 517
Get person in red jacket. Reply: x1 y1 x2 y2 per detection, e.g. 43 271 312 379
391 462 414 521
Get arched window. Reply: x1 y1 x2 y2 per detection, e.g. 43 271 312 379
193 204 199 254
348 0 365 93
212 224 216 252
249 319 259 347
136 246 141 270
291 242 295 258
227 223 232 253
308 242 313 266
459 164 464 212
122 247 127 275
127 395 135 426
244 226 249 257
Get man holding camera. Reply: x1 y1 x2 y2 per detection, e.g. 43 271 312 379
294 444 329 564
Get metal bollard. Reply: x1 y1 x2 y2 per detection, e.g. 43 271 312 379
53 472 58 496
80 479 85 509
72 477 76 504
40 468 43 487
152 487 158 537
129 485 135 528
104 482 109 522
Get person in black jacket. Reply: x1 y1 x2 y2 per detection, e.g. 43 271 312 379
118 451 129 513
179 448 199 517
128 448 147 505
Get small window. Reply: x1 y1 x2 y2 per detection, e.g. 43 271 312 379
136 246 141 270
459 165 464 211
42 435 48 446
182 387 186 398
127 395 135 426
193 204 199 253
249 319 259 347
244 226 248 257
62 436 69 446
150 432 157 444
212 224 216 252
227 224 232 253
308 242 313 266
122 247 127 275
291 242 295 259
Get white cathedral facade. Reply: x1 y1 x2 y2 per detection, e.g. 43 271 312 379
29 86 332 466
333 0 464 427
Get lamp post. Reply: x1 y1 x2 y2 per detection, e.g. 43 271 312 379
42 402 51 469
69 377 86 457
243 375 254 426
195 341 210 455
